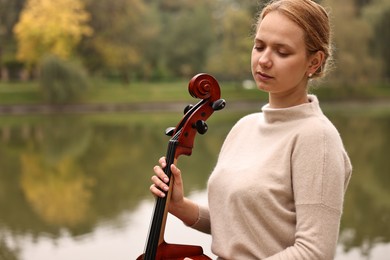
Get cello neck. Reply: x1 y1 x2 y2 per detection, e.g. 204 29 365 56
143 139 178 259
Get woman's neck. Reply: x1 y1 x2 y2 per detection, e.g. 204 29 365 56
268 88 309 108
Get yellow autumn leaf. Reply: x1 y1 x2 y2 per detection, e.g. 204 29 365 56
14 0 92 65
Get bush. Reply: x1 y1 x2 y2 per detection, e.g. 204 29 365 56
3 60 25 81
39 55 89 104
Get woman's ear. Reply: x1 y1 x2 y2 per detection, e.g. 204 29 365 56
307 51 325 76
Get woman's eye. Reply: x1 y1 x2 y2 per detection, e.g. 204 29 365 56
278 51 290 57
254 45 264 51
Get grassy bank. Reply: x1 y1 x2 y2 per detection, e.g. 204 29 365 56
0 80 268 105
0 79 389 105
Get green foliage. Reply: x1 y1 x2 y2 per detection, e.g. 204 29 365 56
364 0 390 78
206 5 254 81
375 9 390 78
82 0 157 82
39 55 89 104
0 0 25 80
1 0 390 84
323 0 382 85
161 3 215 78
3 60 24 80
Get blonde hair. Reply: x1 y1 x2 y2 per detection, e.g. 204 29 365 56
258 0 332 78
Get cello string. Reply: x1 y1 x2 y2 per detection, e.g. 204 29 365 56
144 132 179 259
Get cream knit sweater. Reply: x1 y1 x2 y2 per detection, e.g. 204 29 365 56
191 95 352 259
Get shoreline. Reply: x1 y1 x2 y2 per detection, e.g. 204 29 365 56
0 100 389 115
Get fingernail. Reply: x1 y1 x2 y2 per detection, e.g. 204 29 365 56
163 185 169 191
163 177 169 183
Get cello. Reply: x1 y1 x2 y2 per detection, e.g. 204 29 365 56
137 73 225 260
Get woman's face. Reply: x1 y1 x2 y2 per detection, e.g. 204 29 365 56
251 11 316 106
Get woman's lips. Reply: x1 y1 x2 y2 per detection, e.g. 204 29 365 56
256 71 274 81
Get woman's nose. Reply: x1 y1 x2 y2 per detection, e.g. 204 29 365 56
258 50 272 69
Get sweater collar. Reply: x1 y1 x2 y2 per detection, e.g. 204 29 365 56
261 95 322 123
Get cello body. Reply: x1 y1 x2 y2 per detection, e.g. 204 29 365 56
137 73 224 260
137 242 211 260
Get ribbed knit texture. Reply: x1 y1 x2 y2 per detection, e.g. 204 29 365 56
191 95 352 259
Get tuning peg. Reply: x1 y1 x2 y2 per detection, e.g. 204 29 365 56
212 99 226 111
165 127 175 136
195 120 208 135
184 104 194 114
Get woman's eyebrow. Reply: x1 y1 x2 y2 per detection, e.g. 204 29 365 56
254 38 293 49
254 38 263 43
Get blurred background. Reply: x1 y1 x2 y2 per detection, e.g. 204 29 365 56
0 0 389 259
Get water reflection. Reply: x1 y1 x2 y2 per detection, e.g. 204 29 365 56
0 107 389 259
331 113 390 259
20 118 93 228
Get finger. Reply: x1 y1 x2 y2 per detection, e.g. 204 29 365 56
158 157 167 168
170 164 182 179
150 184 166 198
170 164 184 186
151 175 169 192
153 165 169 183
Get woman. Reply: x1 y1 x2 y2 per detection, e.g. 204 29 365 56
150 0 352 259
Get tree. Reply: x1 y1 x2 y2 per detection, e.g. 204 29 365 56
0 0 25 80
13 0 92 66
373 9 390 79
161 2 215 78
206 5 254 81
82 0 158 82
323 0 382 85
39 54 90 104
363 0 390 80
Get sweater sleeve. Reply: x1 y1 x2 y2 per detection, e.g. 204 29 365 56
265 121 352 260
188 204 211 234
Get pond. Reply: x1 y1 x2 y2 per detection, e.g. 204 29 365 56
0 102 389 260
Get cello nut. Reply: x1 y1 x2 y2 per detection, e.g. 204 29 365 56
184 104 193 114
